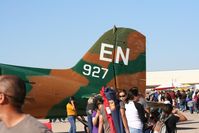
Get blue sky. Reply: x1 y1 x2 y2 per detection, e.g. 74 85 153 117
0 1 198 71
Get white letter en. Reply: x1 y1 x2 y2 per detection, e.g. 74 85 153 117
100 43 113 62
115 47 130 65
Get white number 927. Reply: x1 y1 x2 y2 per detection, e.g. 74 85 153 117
82 64 108 79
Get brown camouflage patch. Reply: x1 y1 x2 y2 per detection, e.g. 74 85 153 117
127 32 145 60
83 53 110 68
23 69 88 117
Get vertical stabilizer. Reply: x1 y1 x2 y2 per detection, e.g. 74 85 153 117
73 27 146 94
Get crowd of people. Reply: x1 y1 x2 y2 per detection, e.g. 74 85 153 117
146 89 199 114
82 86 188 133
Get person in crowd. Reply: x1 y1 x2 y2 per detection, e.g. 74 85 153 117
118 89 130 133
145 91 151 101
125 87 147 133
150 91 157 102
187 99 194 114
186 89 193 113
160 95 166 104
92 96 103 133
145 108 161 133
160 93 172 105
138 93 150 114
176 90 182 109
154 104 187 133
180 90 187 111
164 93 172 105
197 93 199 112
98 105 110 133
86 94 96 133
66 96 77 133
158 91 163 103
98 87 112 133
193 91 199 114
106 87 125 133
0 75 52 133
169 90 176 107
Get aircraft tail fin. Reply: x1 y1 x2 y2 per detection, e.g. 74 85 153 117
72 27 146 94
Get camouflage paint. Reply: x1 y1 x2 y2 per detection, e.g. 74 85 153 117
0 27 146 118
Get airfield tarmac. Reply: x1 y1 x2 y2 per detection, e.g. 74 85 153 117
40 111 199 133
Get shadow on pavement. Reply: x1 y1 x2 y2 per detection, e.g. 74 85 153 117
177 127 198 130
177 121 199 125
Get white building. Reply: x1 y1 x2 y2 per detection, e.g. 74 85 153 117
147 69 199 87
